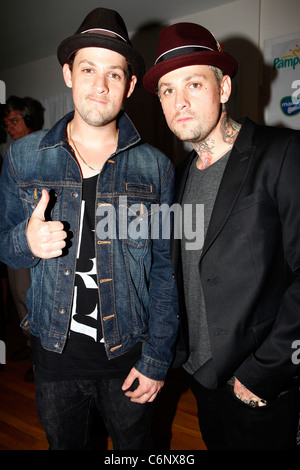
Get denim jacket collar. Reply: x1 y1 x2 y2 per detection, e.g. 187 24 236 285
37 110 141 153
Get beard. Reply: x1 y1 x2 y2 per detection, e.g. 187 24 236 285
76 106 118 127
74 96 120 127
170 122 207 144
170 111 223 144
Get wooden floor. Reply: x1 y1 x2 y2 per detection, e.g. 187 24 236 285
0 310 206 451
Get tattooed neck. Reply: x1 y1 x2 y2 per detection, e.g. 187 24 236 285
193 112 241 170
220 113 241 146
193 139 215 170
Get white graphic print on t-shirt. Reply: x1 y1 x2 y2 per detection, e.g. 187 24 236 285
69 187 104 343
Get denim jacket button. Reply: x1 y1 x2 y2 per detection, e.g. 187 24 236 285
59 307 67 314
54 340 61 349
63 268 72 276
71 191 79 199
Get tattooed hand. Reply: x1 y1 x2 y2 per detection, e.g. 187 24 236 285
233 377 267 408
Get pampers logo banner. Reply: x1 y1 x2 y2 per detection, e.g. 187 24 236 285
264 32 300 129
273 44 300 71
274 44 300 117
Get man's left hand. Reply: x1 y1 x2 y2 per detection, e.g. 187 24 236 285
234 377 267 407
122 367 164 404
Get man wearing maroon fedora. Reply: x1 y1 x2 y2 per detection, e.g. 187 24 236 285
0 8 179 449
144 23 300 450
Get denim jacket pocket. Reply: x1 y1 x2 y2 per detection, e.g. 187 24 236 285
119 186 160 248
19 184 63 221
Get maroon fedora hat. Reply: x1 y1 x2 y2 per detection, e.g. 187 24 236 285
143 23 238 94
57 8 145 82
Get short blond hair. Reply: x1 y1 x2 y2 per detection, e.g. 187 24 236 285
209 65 224 87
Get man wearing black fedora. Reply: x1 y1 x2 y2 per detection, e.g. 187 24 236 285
144 23 300 449
0 8 179 449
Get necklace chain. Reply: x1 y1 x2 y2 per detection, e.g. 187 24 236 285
68 122 98 171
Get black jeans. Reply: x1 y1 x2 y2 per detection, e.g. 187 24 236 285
190 376 300 450
35 371 154 450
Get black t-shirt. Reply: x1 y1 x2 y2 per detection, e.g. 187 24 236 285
31 174 141 380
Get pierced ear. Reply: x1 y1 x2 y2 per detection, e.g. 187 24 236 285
220 75 231 104
63 63 73 89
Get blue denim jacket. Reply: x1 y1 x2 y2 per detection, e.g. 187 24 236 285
0 111 179 380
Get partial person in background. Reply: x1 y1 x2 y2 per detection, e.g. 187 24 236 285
143 22 300 450
3 95 44 140
1 95 44 381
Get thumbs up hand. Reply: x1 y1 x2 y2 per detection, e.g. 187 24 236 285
27 189 67 259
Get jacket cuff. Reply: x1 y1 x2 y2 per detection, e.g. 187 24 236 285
134 354 170 381
234 353 298 401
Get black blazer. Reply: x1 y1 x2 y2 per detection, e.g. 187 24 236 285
171 118 300 400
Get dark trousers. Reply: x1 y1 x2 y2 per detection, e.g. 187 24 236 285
35 371 154 450
189 375 300 450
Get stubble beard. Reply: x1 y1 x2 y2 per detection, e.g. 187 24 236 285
75 95 120 128
171 122 207 145
171 108 222 145
77 106 117 128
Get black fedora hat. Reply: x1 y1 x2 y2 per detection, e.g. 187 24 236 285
57 8 145 82
143 23 238 94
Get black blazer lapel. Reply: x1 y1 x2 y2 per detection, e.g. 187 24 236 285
171 151 195 272
201 119 256 258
